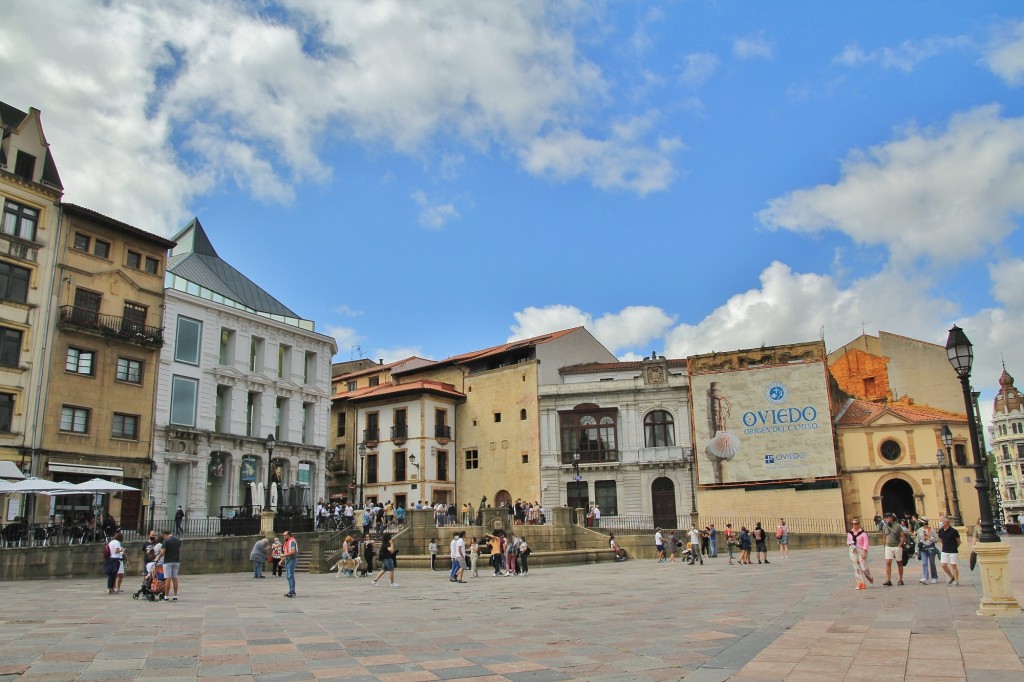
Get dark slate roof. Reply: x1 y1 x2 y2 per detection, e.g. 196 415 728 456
0 101 64 190
62 204 177 248
167 218 298 317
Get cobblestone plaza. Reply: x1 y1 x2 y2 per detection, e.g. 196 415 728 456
1 542 1023 681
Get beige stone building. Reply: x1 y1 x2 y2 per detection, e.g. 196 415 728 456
35 204 175 530
1 102 63 506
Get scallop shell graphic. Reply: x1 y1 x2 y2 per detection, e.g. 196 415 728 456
705 430 741 460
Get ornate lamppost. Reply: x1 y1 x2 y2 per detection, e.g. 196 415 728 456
572 451 582 523
945 325 1020 615
935 447 952 521
261 433 276 536
357 442 366 508
940 424 962 525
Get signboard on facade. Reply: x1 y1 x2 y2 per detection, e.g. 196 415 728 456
691 361 837 485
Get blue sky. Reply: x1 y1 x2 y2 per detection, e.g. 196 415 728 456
4 1 1024 412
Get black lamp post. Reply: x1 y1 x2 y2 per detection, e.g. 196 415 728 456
572 451 582 521
687 447 697 515
357 442 366 508
264 433 275 510
935 447 952 521
945 325 999 543
940 424 962 525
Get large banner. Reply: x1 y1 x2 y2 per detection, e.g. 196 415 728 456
691 362 837 485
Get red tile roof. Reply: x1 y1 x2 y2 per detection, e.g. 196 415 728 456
560 359 688 375
836 397 966 426
341 380 465 403
394 327 584 375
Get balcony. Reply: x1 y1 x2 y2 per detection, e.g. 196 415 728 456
391 424 408 442
363 428 379 445
434 424 451 441
560 450 620 465
58 306 163 347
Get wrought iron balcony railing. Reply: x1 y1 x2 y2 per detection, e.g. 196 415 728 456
391 424 408 441
58 306 163 346
560 450 621 465
435 424 451 440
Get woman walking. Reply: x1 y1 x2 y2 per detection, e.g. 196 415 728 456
738 526 752 564
270 537 284 577
372 533 399 587
104 532 125 594
847 518 873 590
469 536 480 577
916 520 938 584
428 537 438 571
776 518 789 559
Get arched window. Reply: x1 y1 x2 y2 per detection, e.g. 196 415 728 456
644 410 676 448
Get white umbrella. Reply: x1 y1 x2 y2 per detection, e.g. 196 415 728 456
72 478 139 492
3 477 79 493
0 461 26 480
0 480 15 492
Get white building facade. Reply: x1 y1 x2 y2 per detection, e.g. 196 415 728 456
990 366 1024 526
538 354 696 529
150 219 336 523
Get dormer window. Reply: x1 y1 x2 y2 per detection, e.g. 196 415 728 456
14 151 36 181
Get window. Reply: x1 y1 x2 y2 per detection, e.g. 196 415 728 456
73 232 90 251
366 453 378 484
304 351 317 384
435 409 450 439
93 239 110 259
126 250 142 269
216 385 232 433
2 200 39 241
144 256 159 275
1018 444 1024 460
1007 487 1017 501
368 376 379 387
0 261 30 303
249 336 264 372
436 450 449 481
59 406 89 433
644 410 676 448
559 405 618 462
278 344 291 379
392 408 407 440
0 392 13 432
247 391 262 437
346 380 357 392
302 402 314 444
954 444 967 467
219 328 235 365
73 288 101 326
116 357 142 384
879 439 902 462
465 449 479 470
521 453 529 463
520 408 527 420
595 480 618 516
122 302 147 334
174 317 202 364
297 461 312 485
112 413 139 439
169 376 198 426
65 347 95 375
1005 445 1011 460
494 412 502 423
0 327 23 367
365 412 379 442
14 151 36 180
393 451 406 481
336 414 346 438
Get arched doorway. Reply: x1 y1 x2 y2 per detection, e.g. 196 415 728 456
652 477 677 530
494 489 512 509
880 478 917 519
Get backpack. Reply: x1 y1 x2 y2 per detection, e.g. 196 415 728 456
103 541 112 559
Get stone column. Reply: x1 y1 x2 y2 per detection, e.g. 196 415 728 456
973 542 1022 616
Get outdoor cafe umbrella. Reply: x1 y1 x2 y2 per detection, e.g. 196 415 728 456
2 477 79 493
71 478 140 492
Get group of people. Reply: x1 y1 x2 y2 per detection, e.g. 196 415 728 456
103 529 181 601
850 512 967 590
428 529 532 578
651 519 790 566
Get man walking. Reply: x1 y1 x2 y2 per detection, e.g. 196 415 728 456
174 506 185 534
688 525 704 565
282 530 298 597
450 531 466 583
159 530 181 601
654 528 666 563
936 516 961 586
880 512 906 586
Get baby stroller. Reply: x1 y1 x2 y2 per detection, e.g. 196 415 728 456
133 567 165 601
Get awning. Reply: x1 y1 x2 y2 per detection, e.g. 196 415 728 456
48 463 124 477
0 461 27 480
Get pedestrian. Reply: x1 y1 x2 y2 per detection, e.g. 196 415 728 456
362 534 375 575
739 526 752 564
724 523 736 564
609 533 626 560
281 530 298 597
142 530 158 576
936 516 961 586
880 512 906 586
453 531 467 582
339 535 355 577
270 537 283 576
688 526 704 565
700 527 710 556
873 514 883 532
449 531 462 582
753 522 770 564
776 518 789 559
428 537 438 571
654 528 666 563
708 524 718 558
916 519 938 584
372 533 399 587
174 505 184 534
104 531 125 594
159 530 182 601
469 536 480 577
250 537 269 578
667 531 679 563
519 537 531 575
847 518 873 590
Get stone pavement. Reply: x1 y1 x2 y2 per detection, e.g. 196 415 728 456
0 539 1022 681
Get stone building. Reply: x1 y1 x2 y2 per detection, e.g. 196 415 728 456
990 365 1024 526
34 205 174 530
538 353 694 528
0 101 63 507
150 219 336 524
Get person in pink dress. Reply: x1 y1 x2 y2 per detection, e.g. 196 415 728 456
847 518 873 590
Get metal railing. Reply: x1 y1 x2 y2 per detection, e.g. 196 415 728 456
58 305 163 345
435 424 451 439
560 450 620 465
391 424 408 440
594 514 846 535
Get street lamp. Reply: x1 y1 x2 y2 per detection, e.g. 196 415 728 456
572 451 582 523
945 326 996 541
686 447 697 515
357 442 366 508
940 424 962 525
264 433 276 510
935 447 952 521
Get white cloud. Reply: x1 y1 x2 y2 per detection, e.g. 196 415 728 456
733 34 774 60
373 346 427 364
325 325 362 357
509 304 674 354
333 305 364 317
0 0 679 234
679 52 719 89
983 20 1024 87
758 106 1024 263
411 190 460 230
989 258 1024 309
834 36 970 72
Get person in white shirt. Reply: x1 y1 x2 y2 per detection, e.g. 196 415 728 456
105 532 126 594
655 529 666 562
592 505 601 528
687 526 704 565
449 531 466 582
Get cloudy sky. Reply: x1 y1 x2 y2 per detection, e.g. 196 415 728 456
3 1 1023 412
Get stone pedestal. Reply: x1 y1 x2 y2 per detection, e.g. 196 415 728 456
973 542 1022 616
260 510 275 538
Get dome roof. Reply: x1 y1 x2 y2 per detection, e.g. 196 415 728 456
994 366 1023 414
